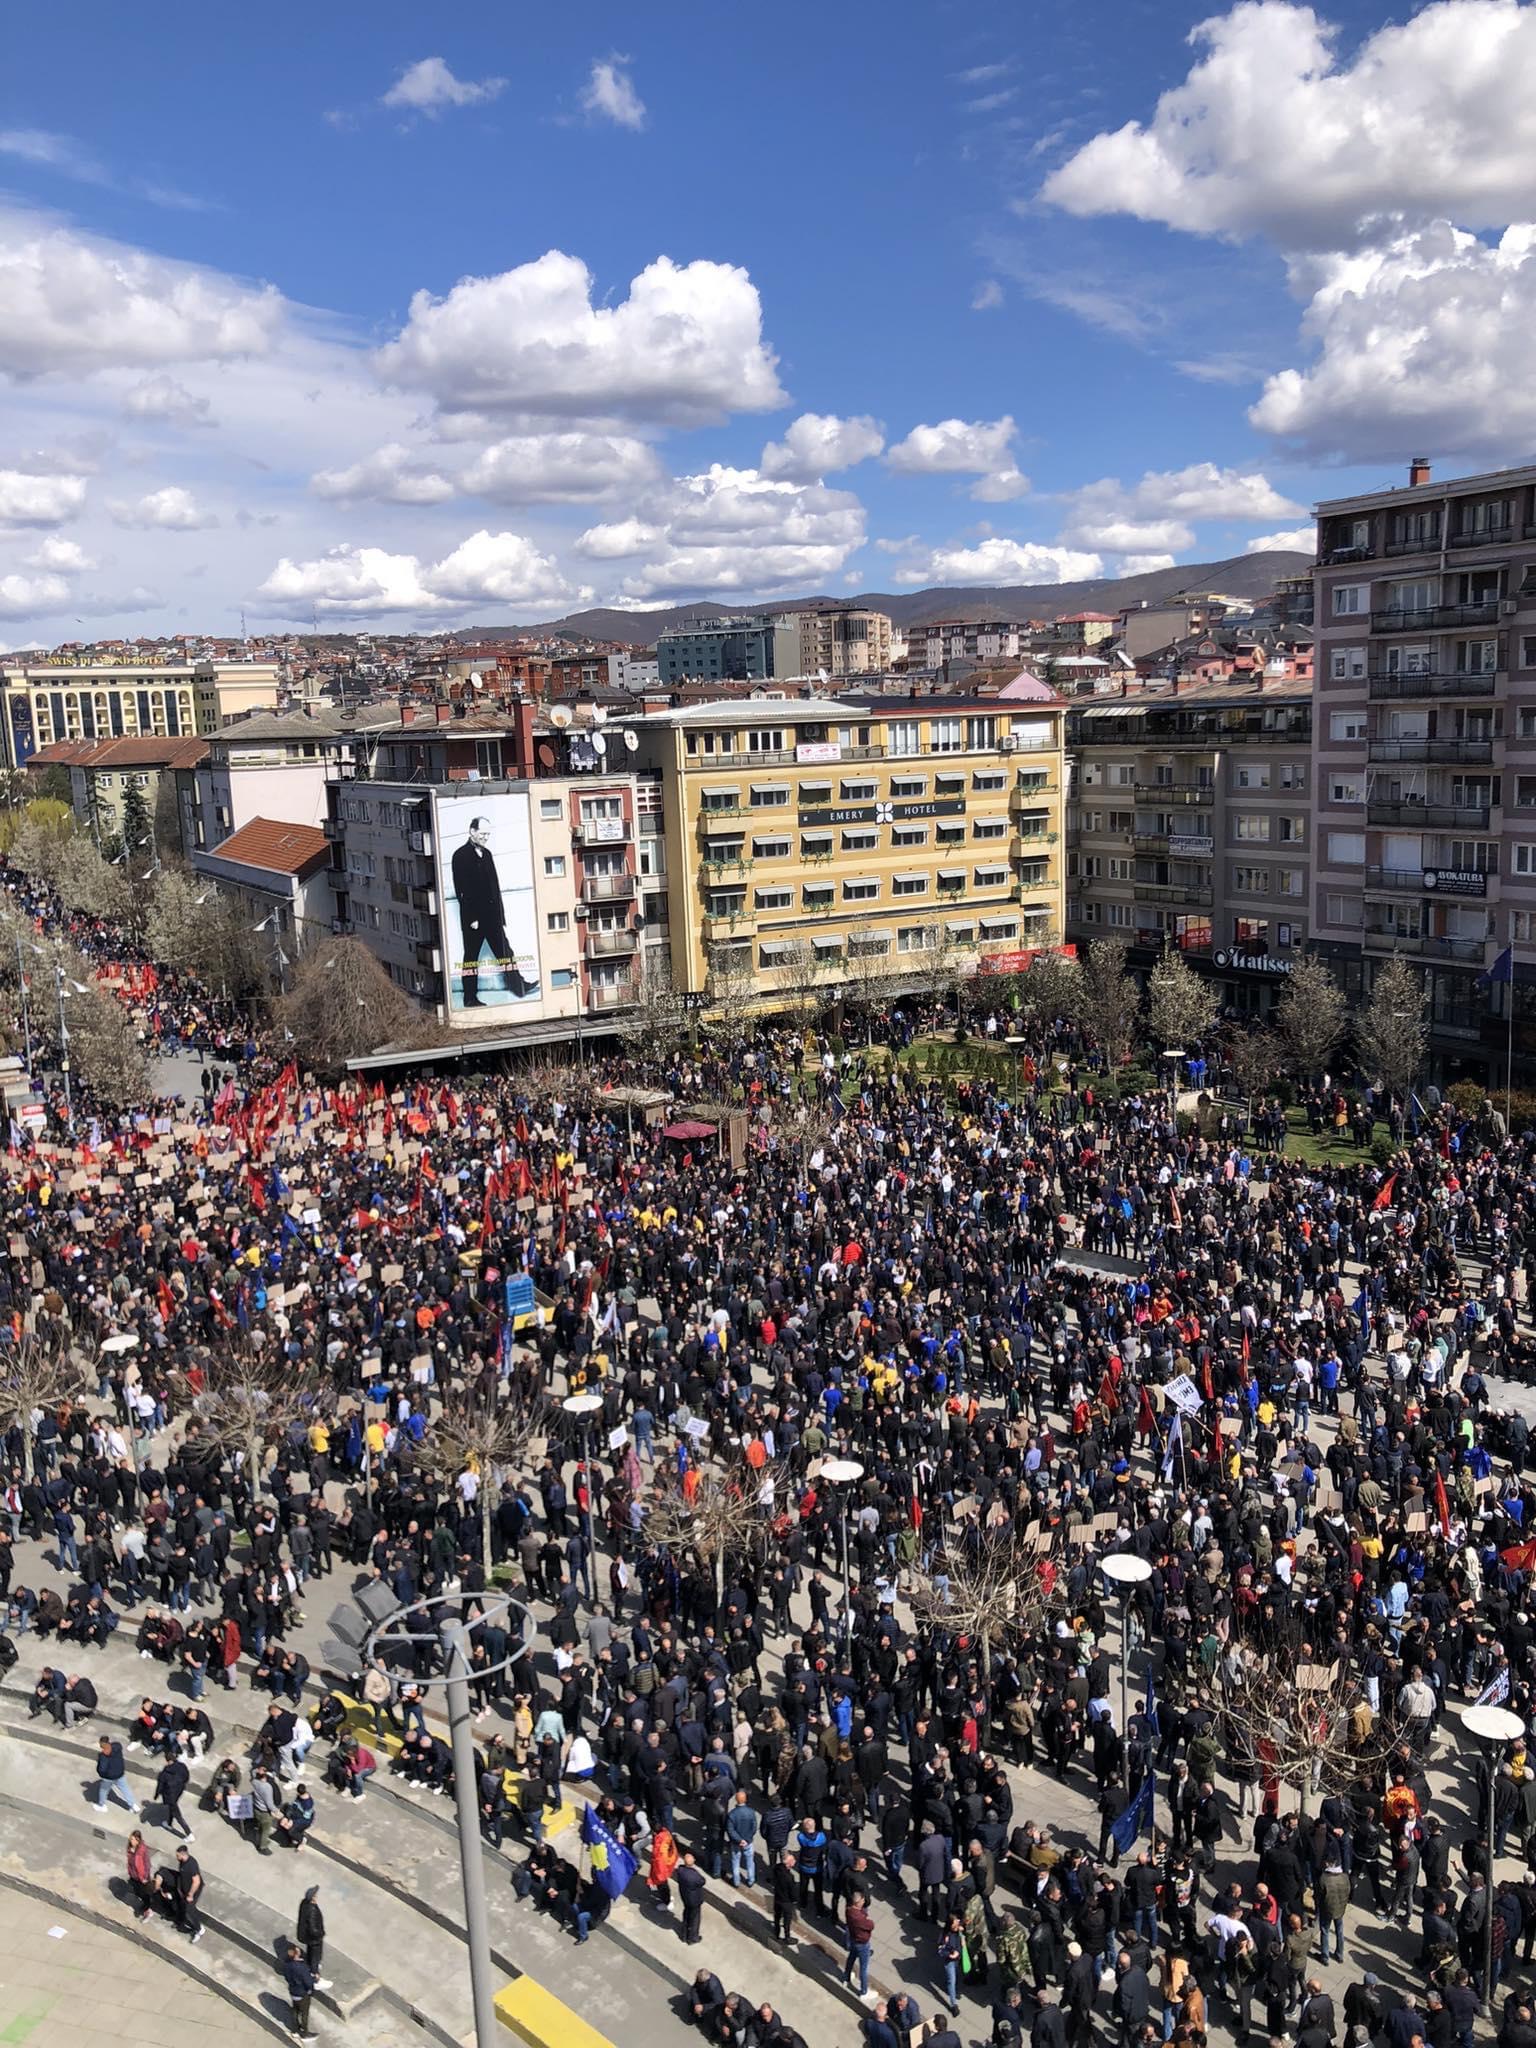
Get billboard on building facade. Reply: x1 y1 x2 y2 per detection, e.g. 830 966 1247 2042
435 794 542 1015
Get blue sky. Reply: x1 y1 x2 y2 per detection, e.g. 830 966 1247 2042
2 0 1533 638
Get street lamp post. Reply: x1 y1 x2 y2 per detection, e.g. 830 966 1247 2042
1461 1702 1524 2005
53 958 72 1131
13 930 32 1077
1162 1049 1184 1132
1005 1033 1028 1105
821 1456 865 1644
1100 1553 1154 1747
562 1391 604 1608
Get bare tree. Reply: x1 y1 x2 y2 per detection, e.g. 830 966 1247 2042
275 937 434 1068
643 1452 785 1619
0 1328 93 1479
841 940 903 1046
420 1378 551 1577
63 977 151 1109
1078 937 1138 1069
1225 1024 1281 1130
5 803 74 878
1146 945 1221 1052
1275 953 1349 1082
617 952 693 1067
1356 954 1429 1103
769 936 834 1021
1220 1637 1388 1819
51 834 132 923
1016 948 1084 1031
145 865 213 970
909 1517 1061 1691
179 1340 319 1506
703 942 758 1047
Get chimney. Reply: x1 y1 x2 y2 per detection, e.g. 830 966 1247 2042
514 698 536 774
1409 456 1432 488
435 702 451 725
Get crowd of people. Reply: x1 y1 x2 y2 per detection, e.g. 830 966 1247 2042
5 851 1536 2048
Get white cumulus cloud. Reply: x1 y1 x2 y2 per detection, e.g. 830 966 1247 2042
110 485 217 530
1117 553 1180 575
459 431 662 504
886 416 1028 502
572 518 664 560
381 58 506 115
0 207 282 378
759 413 885 481
22 535 93 572
893 537 1105 587
122 375 216 428
0 469 88 527
376 249 784 428
1041 0 1536 251
1061 462 1303 551
580 58 646 130
1246 524 1316 552
310 443 456 505
257 530 588 619
0 571 70 618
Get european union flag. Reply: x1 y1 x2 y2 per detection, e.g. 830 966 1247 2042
1110 1772 1154 1858
580 1803 637 1900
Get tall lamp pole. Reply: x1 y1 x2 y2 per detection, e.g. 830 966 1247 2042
1101 1553 1154 1808
14 930 32 1076
1162 1048 1184 1132
1461 1702 1523 2006
821 1457 865 1645
53 958 73 1131
562 1391 604 1607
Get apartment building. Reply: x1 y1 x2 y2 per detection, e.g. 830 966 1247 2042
655 615 801 685
796 606 893 677
176 706 396 858
1312 457 1536 1074
60 735 209 845
624 691 1066 1009
1 657 279 768
1066 679 1312 1017
907 620 1027 671
318 703 664 1032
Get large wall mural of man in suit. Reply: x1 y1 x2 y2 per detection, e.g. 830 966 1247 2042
438 798 541 1012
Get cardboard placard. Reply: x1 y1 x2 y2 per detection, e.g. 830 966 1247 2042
381 1264 403 1285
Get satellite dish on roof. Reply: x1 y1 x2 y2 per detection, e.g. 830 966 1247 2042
591 706 607 724
549 705 572 728
467 671 483 691
536 741 558 771
591 730 608 753
623 729 639 753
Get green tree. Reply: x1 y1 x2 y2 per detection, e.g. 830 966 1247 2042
1274 953 1348 1082
1078 937 1138 1069
120 777 154 869
63 977 151 1108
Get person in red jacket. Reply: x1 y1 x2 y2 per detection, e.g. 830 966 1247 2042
845 1889 875 1996
126 1829 155 1919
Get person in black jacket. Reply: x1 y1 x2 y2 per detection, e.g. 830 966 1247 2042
297 1886 332 1990
772 1852 797 1944
154 1751 193 1839
689 1970 725 2029
676 1851 707 1944
282 1942 318 2044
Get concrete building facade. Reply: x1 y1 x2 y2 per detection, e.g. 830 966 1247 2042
1066 680 1312 1017
1 658 278 768
1312 457 1536 1075
795 607 893 677
655 616 801 685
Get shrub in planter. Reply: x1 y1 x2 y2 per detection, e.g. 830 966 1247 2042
1447 1080 1487 1121
1370 1134 1395 1166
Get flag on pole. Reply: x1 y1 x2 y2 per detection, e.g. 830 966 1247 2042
580 1803 638 1899
1479 945 1514 989
1160 1413 1182 1483
1434 1470 1451 1538
1110 1772 1154 1857
1143 1664 1161 1743
1371 1174 1397 1213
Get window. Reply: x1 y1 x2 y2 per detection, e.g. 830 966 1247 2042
966 716 997 750
937 869 966 893
750 835 790 860
971 770 1006 793
1234 763 1271 790
546 911 570 933
888 720 921 757
746 727 785 754
892 874 929 897
550 968 575 990
1327 894 1363 927
898 924 939 952
842 878 879 902
1233 814 1269 841
946 921 976 943
841 828 878 852
891 824 928 847
1458 638 1500 675
1515 845 1536 876
934 773 965 797
543 855 566 878
973 864 1008 888
798 781 832 804
847 933 890 957
755 886 793 910
1108 764 1134 787
840 778 876 800
472 739 503 778
1231 866 1266 894
1512 911 1536 943
1333 584 1366 615
539 798 563 820
1328 831 1366 865
979 916 1018 939
931 718 962 753
749 784 790 807
701 788 741 812
1107 809 1133 833
889 775 927 798
802 883 834 908
1079 854 1102 880
1330 777 1362 804
1277 868 1305 898
706 889 745 916
1107 856 1134 883
1278 816 1305 843
972 818 1007 839
758 942 793 969
1515 777 1536 810
1277 763 1306 790
1106 902 1134 929
1329 649 1366 681
1330 711 1367 741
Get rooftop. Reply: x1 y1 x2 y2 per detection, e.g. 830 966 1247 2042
200 816 330 876
72 736 210 771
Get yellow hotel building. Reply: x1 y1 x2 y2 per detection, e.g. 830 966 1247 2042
2 659 280 771
625 692 1066 1001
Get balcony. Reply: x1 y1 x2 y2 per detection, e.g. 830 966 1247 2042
701 909 754 941
1134 882 1213 907
1015 862 1052 887
1364 866 1426 894
587 981 635 1011
1366 738 1495 765
410 884 437 914
1385 532 1441 557
1321 544 1374 565
582 871 636 902
1131 782 1212 804
1363 926 1421 952
1365 799 1491 830
325 866 346 889
1448 525 1514 551
1011 832 1057 858
1368 669 1500 700
586 927 638 957
696 805 746 828
1369 599 1502 631
322 816 344 841
575 818 631 846
1363 928 1488 964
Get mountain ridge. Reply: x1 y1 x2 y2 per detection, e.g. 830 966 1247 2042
448 550 1311 645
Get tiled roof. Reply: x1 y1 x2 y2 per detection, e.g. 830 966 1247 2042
203 817 330 876
24 739 99 766
74 736 209 770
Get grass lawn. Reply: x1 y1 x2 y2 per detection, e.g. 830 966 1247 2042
1281 1106 1389 1165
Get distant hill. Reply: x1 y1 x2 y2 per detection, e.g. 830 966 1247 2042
449 550 1311 646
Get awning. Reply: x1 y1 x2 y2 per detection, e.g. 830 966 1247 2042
661 1119 718 1139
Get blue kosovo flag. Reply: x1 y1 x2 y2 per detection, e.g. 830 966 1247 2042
1479 945 1514 990
580 1803 638 1900
1110 1772 1154 1858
